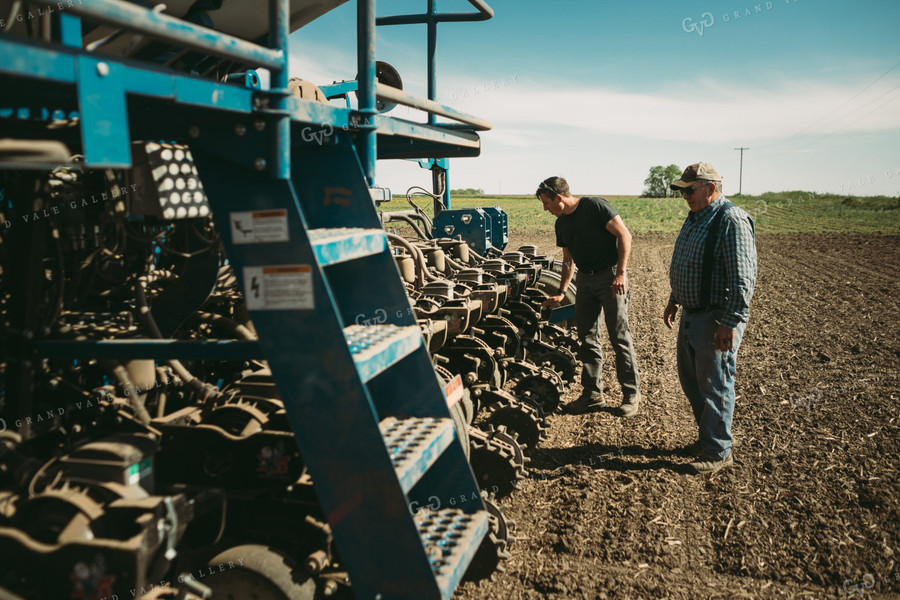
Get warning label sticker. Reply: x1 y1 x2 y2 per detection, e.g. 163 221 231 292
443 374 464 408
230 209 290 244
243 265 313 310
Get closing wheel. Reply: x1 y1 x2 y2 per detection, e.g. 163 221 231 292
468 427 524 498
463 494 514 582
526 340 578 384
509 372 563 413
482 393 548 450
201 544 316 600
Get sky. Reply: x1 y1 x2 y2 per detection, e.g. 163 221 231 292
288 0 900 197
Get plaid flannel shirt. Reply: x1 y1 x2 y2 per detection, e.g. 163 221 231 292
668 196 757 329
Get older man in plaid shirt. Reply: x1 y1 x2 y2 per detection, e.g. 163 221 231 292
664 162 757 475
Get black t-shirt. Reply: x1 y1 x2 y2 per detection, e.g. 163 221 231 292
555 197 619 271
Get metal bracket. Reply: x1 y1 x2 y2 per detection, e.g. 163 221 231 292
160 496 179 561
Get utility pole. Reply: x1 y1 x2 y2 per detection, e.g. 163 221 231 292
734 147 749 195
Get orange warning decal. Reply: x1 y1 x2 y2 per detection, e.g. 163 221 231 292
263 265 311 274
443 374 463 407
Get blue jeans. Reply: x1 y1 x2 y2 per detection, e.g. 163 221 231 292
574 268 640 399
677 309 746 460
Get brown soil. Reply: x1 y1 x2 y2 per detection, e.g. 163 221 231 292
458 233 900 600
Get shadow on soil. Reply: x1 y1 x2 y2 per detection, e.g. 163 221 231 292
531 442 697 474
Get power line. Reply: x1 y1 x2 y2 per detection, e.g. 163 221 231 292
786 87 900 152
756 82 900 158
755 59 900 150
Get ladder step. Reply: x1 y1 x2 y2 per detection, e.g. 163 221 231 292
345 324 422 383
308 227 386 266
380 417 456 494
415 507 489 600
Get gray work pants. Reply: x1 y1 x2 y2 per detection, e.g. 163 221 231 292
575 267 640 399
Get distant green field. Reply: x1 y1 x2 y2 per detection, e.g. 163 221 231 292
378 191 900 234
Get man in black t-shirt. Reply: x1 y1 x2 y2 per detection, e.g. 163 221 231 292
538 176 641 416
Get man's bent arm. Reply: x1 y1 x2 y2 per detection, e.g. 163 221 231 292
721 215 757 329
606 215 632 275
558 247 575 292
606 215 631 294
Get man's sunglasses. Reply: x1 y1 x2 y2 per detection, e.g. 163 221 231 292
680 182 706 196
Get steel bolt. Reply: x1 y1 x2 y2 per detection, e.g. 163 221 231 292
188 126 200 138
96 62 109 77
234 123 246 136
253 158 267 171
253 119 266 131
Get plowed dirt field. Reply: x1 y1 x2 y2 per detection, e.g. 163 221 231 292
458 233 900 600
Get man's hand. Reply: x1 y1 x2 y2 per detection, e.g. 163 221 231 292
663 302 678 329
715 325 735 352
612 272 627 295
541 293 565 309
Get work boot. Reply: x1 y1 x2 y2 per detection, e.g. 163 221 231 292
688 452 733 475
565 392 606 415
617 392 641 418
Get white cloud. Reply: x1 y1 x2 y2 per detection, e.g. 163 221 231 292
455 76 900 144
281 41 900 196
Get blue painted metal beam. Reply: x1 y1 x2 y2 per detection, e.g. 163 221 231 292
356 0 377 187
0 49 480 149
65 0 286 71
268 0 291 180
319 80 359 99
0 38 76 83
427 0 437 126
372 116 479 147
59 14 82 47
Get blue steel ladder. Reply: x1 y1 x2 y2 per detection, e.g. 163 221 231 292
0 0 492 595
191 128 488 599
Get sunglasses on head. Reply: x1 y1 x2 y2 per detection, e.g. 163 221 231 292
538 181 557 196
